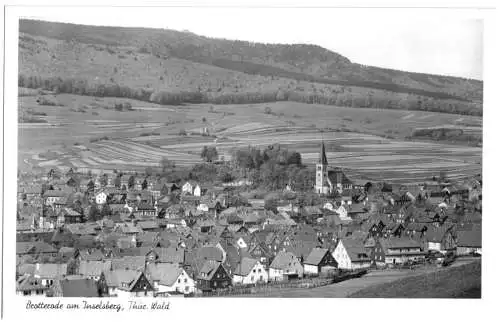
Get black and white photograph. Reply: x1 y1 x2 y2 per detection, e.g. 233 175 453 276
1 2 498 326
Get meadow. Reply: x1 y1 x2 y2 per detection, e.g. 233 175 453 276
18 92 482 184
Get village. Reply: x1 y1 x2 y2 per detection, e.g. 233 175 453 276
15 142 482 298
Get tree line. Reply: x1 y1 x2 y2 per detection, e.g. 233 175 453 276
18 73 481 116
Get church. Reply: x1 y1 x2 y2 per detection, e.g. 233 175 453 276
314 141 353 195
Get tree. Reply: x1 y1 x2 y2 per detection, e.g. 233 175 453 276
201 146 219 162
87 204 100 222
99 174 108 187
101 203 112 217
141 179 148 190
264 106 272 115
114 175 121 188
128 175 135 189
202 117 207 123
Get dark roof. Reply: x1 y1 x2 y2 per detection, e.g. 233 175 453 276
304 248 330 265
319 141 328 165
57 278 100 297
456 230 481 247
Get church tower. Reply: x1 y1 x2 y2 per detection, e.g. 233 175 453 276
315 141 330 194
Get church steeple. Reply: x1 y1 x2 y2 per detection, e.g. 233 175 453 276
319 140 328 165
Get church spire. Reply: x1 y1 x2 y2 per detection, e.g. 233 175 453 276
319 140 328 165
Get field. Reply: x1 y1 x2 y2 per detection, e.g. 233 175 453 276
18 93 482 183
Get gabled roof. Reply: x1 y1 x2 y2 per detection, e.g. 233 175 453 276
16 242 35 255
270 251 300 269
197 260 223 280
456 230 481 247
56 278 101 297
339 238 370 262
304 248 330 266
43 190 67 198
110 256 146 271
233 257 259 276
146 263 184 286
380 237 422 250
34 263 68 278
151 247 185 264
78 260 112 277
103 270 144 290
425 227 450 243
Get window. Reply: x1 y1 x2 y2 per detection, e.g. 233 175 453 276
184 278 187 283
178 279 181 284
251 276 254 281
258 269 261 273
253 269 256 273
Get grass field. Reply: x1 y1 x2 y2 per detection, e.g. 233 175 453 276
348 260 481 298
18 93 482 183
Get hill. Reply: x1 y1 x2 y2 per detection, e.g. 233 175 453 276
348 261 481 298
18 19 482 116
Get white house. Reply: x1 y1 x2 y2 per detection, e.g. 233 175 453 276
333 238 371 270
95 191 108 205
268 251 304 282
147 264 196 295
197 203 209 212
232 258 268 285
193 184 202 197
182 182 193 195
335 205 351 221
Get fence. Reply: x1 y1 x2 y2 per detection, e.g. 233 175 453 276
190 269 367 297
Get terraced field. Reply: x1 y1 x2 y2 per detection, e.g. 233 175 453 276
18 94 482 183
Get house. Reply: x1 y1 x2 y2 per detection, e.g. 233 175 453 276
43 190 66 206
136 203 157 217
333 238 371 270
232 257 268 285
193 184 202 197
378 238 425 265
182 182 194 195
33 263 68 288
268 251 304 282
78 260 112 280
16 274 51 296
303 248 338 275
425 226 456 253
95 191 108 205
456 230 482 256
51 277 103 297
147 263 196 295
196 260 232 292
103 270 155 298
57 208 82 226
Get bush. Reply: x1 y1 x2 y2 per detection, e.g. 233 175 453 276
36 95 62 106
179 129 187 136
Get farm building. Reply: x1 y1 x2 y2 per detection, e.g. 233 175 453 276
268 251 304 282
303 248 337 275
456 230 481 255
333 238 371 270
232 257 268 285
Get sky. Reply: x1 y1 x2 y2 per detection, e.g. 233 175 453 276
21 7 484 80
